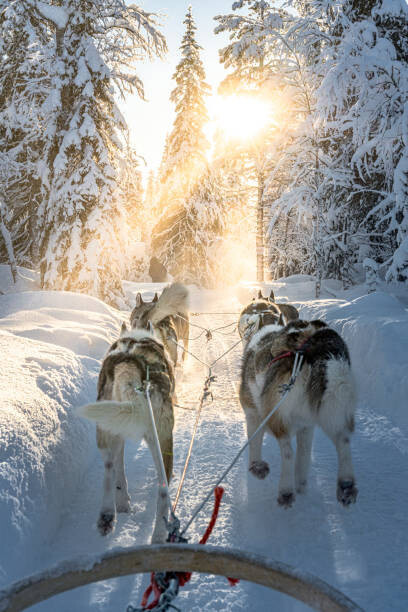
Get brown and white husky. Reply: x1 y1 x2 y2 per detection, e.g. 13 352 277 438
130 282 189 367
240 319 358 508
77 326 175 543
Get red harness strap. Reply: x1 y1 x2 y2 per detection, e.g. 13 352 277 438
269 338 310 367
176 486 239 587
269 350 293 364
140 487 238 609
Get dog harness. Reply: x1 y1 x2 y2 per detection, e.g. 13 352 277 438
269 338 310 366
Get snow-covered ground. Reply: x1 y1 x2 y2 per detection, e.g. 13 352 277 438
0 268 407 611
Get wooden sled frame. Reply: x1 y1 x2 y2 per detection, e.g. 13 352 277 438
0 544 363 612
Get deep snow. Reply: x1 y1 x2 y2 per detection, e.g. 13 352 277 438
0 269 407 611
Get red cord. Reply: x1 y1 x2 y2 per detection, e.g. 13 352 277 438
140 487 239 609
269 350 293 365
140 572 163 610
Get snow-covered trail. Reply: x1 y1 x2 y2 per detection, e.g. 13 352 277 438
21 284 408 611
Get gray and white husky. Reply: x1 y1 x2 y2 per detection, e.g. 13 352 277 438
240 319 358 508
130 282 189 367
238 290 299 343
77 326 175 542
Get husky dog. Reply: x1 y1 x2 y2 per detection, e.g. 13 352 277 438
265 289 299 324
77 326 175 542
130 282 189 367
238 290 286 343
240 319 358 508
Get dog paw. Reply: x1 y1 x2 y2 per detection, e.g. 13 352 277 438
98 512 115 536
277 491 295 508
337 480 358 506
249 460 270 479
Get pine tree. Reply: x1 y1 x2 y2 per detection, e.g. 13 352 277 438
38 0 124 303
33 0 166 303
144 170 160 245
162 6 210 197
317 0 408 284
0 198 18 283
0 0 50 267
153 167 225 287
122 144 144 241
154 6 216 282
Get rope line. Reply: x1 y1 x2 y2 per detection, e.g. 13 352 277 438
190 312 241 316
144 377 173 516
172 372 215 512
171 335 243 513
176 314 237 342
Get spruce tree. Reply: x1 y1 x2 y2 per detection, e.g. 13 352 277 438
162 6 210 197
153 167 225 287
154 6 219 284
318 0 408 284
38 0 125 303
0 0 50 267
34 0 165 303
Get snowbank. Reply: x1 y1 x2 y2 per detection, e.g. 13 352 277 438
0 291 123 585
0 278 407 612
299 291 408 430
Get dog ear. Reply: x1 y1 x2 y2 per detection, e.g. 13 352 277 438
257 290 264 299
278 312 285 326
120 322 128 336
152 293 158 303
135 293 144 307
269 289 275 302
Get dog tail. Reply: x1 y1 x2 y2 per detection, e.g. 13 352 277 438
150 282 189 324
76 398 147 441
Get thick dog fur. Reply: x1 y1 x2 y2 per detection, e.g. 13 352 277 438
77 327 175 542
240 319 358 508
262 289 300 323
238 290 299 344
130 283 189 367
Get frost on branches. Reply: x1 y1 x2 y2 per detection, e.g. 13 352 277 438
38 0 165 303
153 168 225 287
0 0 50 267
247 0 408 288
317 0 408 285
153 6 219 285
0 0 166 304
160 5 210 197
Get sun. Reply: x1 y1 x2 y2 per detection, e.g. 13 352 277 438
213 94 273 142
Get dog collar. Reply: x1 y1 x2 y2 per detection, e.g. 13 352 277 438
269 339 310 367
269 351 293 364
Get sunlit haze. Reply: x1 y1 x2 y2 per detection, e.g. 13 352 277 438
212 95 273 142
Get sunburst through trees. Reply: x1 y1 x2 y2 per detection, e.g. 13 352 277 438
1 0 408 296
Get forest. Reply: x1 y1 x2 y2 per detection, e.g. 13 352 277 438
1 0 408 300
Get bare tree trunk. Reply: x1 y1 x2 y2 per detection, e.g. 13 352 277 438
0 199 18 283
256 170 265 283
282 212 290 278
314 151 323 298
314 200 324 298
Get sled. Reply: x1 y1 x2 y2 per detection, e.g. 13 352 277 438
0 543 363 611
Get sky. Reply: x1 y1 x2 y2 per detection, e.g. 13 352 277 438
121 1 233 172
